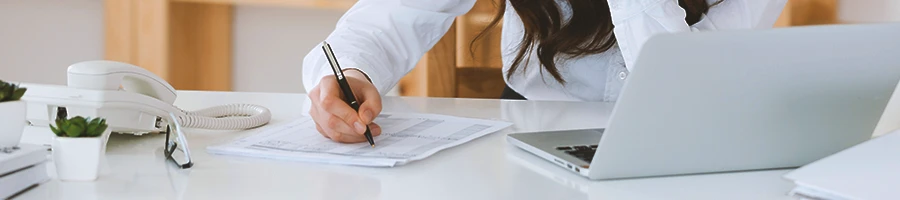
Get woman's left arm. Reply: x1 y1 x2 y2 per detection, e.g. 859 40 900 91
608 0 788 71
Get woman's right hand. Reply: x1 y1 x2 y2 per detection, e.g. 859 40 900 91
308 69 383 143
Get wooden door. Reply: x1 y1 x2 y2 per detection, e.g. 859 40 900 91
398 0 505 98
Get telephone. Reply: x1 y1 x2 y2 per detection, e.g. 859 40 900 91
19 60 271 143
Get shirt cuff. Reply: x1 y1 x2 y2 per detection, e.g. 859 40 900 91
342 68 373 83
309 58 389 95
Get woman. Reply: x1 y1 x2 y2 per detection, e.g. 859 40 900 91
302 0 787 143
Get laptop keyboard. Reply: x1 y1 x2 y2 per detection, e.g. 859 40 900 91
556 145 597 163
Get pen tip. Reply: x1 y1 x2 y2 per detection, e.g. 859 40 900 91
371 144 375 148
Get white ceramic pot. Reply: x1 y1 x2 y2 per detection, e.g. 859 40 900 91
101 128 111 155
52 128 109 181
0 101 26 148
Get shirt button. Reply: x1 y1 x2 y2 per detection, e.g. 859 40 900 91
618 71 628 80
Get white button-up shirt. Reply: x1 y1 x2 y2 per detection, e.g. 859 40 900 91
303 0 787 102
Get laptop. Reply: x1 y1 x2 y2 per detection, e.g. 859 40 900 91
507 22 900 180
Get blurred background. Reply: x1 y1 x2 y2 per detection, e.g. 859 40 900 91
1 0 898 99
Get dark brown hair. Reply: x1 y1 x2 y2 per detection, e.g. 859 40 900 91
475 0 720 84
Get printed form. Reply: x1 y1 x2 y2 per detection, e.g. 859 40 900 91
207 113 513 167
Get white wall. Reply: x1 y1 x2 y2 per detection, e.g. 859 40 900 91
232 5 343 94
0 0 104 85
232 5 400 95
838 0 900 23
0 1 394 95
0 1 350 94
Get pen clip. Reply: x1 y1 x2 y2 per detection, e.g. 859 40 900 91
322 41 345 80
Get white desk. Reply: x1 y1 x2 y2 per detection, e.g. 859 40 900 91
15 91 796 200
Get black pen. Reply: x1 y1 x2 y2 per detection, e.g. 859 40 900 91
322 41 375 147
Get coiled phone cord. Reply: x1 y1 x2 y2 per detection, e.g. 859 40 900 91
178 104 272 130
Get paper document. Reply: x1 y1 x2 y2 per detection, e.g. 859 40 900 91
788 183 850 200
207 113 512 167
784 129 900 200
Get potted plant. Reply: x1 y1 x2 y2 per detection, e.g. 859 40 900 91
0 80 27 149
50 116 110 181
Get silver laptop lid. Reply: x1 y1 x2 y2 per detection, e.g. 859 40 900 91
592 23 900 179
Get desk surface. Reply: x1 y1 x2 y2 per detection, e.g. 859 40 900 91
16 91 796 200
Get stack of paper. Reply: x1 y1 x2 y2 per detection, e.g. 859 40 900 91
1 144 50 199
784 129 900 200
208 113 512 167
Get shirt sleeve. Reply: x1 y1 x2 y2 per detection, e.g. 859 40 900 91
607 0 789 71
302 0 477 95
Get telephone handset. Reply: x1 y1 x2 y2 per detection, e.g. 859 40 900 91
21 60 271 136
67 60 178 105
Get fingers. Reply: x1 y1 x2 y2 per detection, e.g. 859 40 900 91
314 109 381 143
312 101 382 144
332 132 372 143
331 123 382 143
340 70 382 124
319 78 367 134
310 83 353 139
315 106 358 137
310 104 340 139
310 86 326 140
312 104 370 143
369 123 382 137
310 76 384 144
357 86 383 125
315 123 329 139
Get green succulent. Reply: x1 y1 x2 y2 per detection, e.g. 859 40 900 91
50 116 108 138
0 80 27 102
